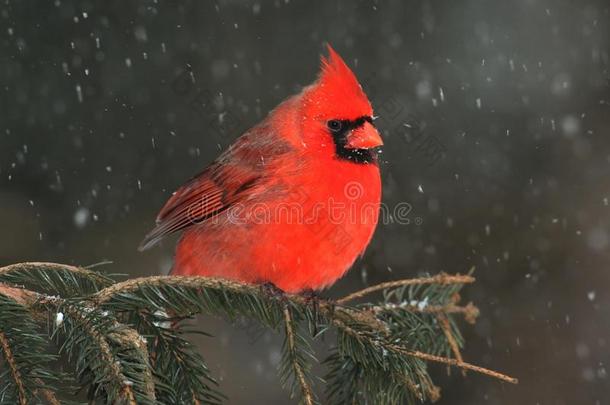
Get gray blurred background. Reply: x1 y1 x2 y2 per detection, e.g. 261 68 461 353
1 0 609 403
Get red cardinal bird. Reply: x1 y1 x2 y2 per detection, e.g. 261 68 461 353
139 45 382 293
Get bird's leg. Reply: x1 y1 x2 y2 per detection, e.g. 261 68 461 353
301 289 323 336
301 288 319 304
260 282 286 302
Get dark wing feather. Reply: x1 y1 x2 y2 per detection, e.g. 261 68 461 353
138 124 292 251
138 161 260 251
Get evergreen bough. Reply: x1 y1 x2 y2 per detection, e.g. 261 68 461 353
0 262 516 404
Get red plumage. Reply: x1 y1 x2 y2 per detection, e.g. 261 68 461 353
140 45 383 293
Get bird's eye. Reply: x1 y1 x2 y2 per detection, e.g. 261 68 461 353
327 120 342 132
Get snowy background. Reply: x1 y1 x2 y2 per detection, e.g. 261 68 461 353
1 0 609 403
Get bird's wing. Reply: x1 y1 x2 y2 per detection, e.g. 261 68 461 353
138 126 293 251
138 164 257 251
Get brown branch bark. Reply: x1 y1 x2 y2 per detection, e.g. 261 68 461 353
368 302 480 324
0 283 38 306
0 281 154 403
91 275 390 334
333 317 517 385
283 307 315 405
437 313 466 376
33 378 60 405
59 304 138 404
399 348 518 384
0 331 27 405
0 261 112 285
337 273 476 305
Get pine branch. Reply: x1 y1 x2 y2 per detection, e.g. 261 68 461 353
0 262 114 297
49 300 156 404
395 348 518 384
337 270 476 305
437 313 465 375
0 294 59 404
281 305 316 405
0 262 517 404
128 311 223 404
369 301 480 324
0 330 26 405
33 378 61 405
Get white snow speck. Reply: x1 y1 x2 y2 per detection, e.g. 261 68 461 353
153 310 172 329
134 26 148 42
74 207 90 228
417 297 429 311
561 115 580 138
55 312 64 327
360 266 368 285
75 84 83 103
415 80 432 99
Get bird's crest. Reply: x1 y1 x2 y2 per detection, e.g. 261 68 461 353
303 45 373 120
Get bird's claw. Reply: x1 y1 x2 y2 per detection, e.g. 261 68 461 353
260 282 286 302
301 289 326 336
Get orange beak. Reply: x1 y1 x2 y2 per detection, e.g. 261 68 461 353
345 121 383 149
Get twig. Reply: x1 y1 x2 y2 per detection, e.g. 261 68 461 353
399 348 517 384
90 273 515 384
337 273 476 305
92 276 389 334
60 303 139 404
0 261 112 285
109 328 156 401
283 307 315 405
33 378 60 405
368 302 479 324
0 331 27 405
334 319 517 384
437 313 465 376
91 275 259 304
0 283 38 306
